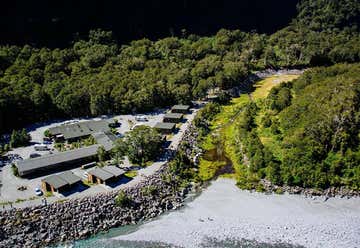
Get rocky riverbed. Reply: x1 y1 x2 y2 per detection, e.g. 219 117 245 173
114 178 360 248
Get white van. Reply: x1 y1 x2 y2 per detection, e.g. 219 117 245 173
34 144 48 151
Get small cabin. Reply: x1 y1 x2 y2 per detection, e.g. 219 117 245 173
42 171 81 194
171 105 190 114
163 113 183 123
154 122 176 134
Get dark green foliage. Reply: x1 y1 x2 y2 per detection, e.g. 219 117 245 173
115 190 133 207
295 0 360 31
261 113 272 128
277 63 360 189
97 146 107 162
113 126 162 165
267 83 293 112
11 164 19 177
43 129 51 138
169 147 197 182
9 129 31 148
2 0 360 135
194 103 221 137
240 63 360 190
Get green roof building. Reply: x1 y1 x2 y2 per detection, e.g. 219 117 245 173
171 105 190 114
163 113 183 123
154 122 176 134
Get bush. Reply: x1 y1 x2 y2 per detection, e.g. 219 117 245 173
9 129 31 148
115 190 132 207
113 126 163 165
11 164 19 177
141 185 158 197
44 129 51 137
275 188 284 194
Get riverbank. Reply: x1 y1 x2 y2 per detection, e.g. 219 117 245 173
114 178 360 248
0 117 201 247
0 165 192 247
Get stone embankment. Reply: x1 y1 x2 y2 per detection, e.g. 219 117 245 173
260 179 360 198
0 167 188 247
0 125 200 248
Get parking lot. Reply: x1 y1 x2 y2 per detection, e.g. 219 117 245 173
0 107 198 209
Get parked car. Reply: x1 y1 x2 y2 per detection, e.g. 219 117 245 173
135 115 148 122
43 140 52 145
34 144 48 151
35 188 43 196
29 153 41 159
116 133 124 138
83 171 89 179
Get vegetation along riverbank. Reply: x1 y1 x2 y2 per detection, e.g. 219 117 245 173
195 65 360 198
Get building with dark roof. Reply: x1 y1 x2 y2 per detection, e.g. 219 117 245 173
16 130 118 177
48 120 111 141
41 171 81 193
154 122 176 134
163 113 183 123
171 105 190 114
93 131 117 151
17 145 100 177
87 166 125 185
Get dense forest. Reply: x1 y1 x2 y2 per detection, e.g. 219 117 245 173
234 63 360 190
1 0 360 136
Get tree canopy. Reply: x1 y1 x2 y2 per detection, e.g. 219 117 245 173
236 63 360 190
1 0 360 136
113 125 163 165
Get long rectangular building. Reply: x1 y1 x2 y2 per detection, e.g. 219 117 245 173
17 145 101 177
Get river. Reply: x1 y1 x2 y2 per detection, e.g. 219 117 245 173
70 179 360 248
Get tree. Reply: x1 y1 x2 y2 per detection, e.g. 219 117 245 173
115 190 133 207
97 146 107 162
9 129 31 148
113 126 163 165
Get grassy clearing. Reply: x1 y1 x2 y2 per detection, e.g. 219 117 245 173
252 74 300 100
82 180 94 187
198 159 226 181
198 74 300 181
254 74 300 161
124 170 138 178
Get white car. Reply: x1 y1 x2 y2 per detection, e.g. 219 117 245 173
35 188 43 196
135 115 148 122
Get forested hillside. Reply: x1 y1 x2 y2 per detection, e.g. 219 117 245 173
1 0 360 135
235 63 360 190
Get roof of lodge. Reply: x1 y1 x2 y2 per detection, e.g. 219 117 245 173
88 167 114 181
163 113 183 119
102 166 125 177
42 174 68 189
93 132 117 151
60 170 81 185
42 171 81 189
154 122 176 130
48 120 110 140
17 145 101 176
171 105 190 110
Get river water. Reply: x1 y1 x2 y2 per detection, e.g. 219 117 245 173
65 179 360 248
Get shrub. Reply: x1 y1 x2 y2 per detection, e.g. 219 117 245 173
115 190 132 207
11 164 19 177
